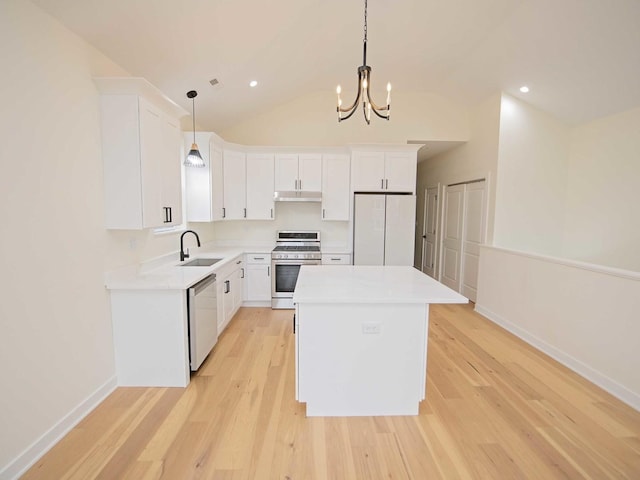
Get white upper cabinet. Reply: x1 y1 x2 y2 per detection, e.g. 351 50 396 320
298 154 322 191
159 115 183 226
351 150 417 193
275 153 322 191
95 78 187 230
222 150 246 220
351 152 385 192
274 154 298 191
322 154 350 221
184 132 225 222
384 152 417 193
246 153 275 220
185 140 275 222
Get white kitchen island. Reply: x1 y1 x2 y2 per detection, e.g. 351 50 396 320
293 265 467 416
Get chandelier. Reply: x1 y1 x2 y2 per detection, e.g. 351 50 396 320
336 0 391 124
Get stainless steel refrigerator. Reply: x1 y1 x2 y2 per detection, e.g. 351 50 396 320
353 193 416 266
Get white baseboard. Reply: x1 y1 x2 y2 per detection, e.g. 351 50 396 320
0 376 117 480
474 304 640 412
241 301 272 308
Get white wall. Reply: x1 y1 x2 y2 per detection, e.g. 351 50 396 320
493 94 570 256
476 246 640 410
219 90 469 146
0 2 199 477
475 97 640 410
205 202 350 250
415 93 501 272
563 106 640 271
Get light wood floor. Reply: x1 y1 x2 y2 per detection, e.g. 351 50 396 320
23 304 640 479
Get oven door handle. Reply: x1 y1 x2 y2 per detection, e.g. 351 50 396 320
271 259 321 265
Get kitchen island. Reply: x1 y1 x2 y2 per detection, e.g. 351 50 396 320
293 265 467 416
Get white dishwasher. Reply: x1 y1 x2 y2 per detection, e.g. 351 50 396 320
188 274 218 371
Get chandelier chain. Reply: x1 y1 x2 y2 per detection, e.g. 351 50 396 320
363 0 368 43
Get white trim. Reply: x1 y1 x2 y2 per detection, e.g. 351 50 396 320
0 377 117 480
474 304 640 412
482 245 640 281
242 300 272 308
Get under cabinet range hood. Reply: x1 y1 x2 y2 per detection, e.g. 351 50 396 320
274 191 322 202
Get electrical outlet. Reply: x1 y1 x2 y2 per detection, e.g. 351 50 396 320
362 322 381 334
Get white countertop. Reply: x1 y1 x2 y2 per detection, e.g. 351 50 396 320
293 265 468 304
105 245 271 290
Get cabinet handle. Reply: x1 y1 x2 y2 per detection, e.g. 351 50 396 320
163 207 169 223
331 257 340 261
293 314 296 334
244 208 247 218
222 207 226 219
267 266 270 276
322 208 325 219
241 268 245 278
224 280 230 293
385 179 389 189
236 260 242 265
294 179 298 190
381 179 384 189
254 257 264 260
299 179 302 190
270 208 273 219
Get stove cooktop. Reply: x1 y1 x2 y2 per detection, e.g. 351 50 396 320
273 245 321 252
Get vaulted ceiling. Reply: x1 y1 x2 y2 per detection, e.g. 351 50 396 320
32 0 640 132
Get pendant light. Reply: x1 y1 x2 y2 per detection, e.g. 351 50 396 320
184 90 205 167
336 0 391 124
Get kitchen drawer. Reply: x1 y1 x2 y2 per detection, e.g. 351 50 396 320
321 254 351 265
246 253 271 265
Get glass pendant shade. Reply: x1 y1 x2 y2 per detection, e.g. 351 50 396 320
185 143 205 168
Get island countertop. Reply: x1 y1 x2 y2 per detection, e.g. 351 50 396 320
293 265 468 305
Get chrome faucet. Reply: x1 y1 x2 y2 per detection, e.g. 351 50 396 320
180 230 201 261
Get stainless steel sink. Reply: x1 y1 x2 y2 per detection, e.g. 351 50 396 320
180 258 222 267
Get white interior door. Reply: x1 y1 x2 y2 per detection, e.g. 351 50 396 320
461 181 486 302
422 186 439 278
441 184 465 292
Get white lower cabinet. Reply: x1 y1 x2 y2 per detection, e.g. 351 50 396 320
218 255 244 332
110 289 189 387
321 254 352 265
244 253 271 304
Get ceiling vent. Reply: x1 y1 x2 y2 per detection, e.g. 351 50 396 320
209 78 223 90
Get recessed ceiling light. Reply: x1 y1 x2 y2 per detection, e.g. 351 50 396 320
249 80 258 88
519 86 530 93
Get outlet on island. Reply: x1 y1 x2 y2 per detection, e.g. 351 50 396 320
361 322 381 334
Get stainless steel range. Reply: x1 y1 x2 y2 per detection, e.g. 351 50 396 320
271 231 321 309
